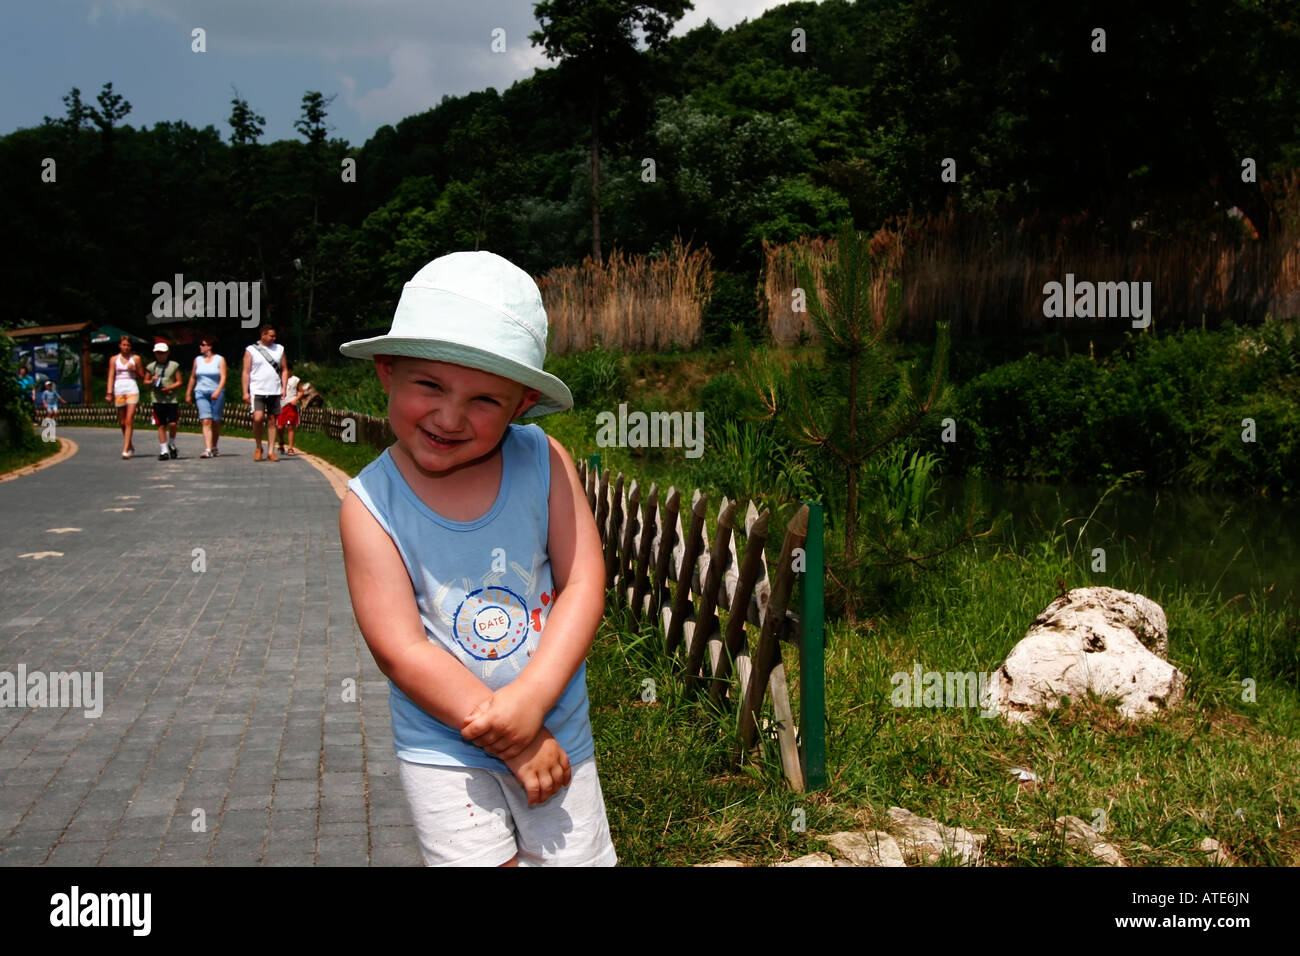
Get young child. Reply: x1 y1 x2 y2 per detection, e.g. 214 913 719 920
276 373 301 455
39 381 64 418
338 251 617 867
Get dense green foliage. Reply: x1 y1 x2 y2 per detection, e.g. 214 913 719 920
0 334 41 454
938 320 1300 494
5 1 1299 347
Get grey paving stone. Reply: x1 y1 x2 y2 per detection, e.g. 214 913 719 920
97 845 160 866
315 836 368 865
318 819 368 838
154 849 208 866
209 845 264 865
45 842 108 866
60 820 117 843
262 848 317 866
0 428 406 868
370 843 424 867
367 804 414 826
0 844 56 865
369 825 418 847
225 791 272 811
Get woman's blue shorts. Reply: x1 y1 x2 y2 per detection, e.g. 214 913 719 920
195 391 225 421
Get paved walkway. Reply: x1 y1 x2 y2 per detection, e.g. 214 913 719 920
0 427 421 866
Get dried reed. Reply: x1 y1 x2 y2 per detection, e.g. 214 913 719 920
762 176 1300 343
540 240 714 354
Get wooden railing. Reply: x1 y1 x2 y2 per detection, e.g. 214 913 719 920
32 403 394 451
579 458 823 791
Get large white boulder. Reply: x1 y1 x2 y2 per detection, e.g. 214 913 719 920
987 587 1185 723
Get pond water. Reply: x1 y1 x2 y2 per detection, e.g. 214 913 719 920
935 476 1299 613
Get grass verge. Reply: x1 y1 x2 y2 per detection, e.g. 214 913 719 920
587 532 1299 867
0 435 61 476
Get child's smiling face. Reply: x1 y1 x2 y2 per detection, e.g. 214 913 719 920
375 356 540 476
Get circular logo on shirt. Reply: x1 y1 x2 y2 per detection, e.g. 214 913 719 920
452 585 530 661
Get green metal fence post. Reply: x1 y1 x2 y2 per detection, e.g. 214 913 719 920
799 500 826 790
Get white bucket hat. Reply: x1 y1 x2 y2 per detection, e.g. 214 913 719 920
339 251 572 416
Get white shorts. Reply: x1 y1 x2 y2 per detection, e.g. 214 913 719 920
398 756 618 867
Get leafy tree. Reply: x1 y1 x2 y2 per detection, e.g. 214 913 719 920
295 91 339 331
738 223 979 619
42 87 91 136
228 88 266 147
87 81 131 158
295 91 335 148
531 0 692 260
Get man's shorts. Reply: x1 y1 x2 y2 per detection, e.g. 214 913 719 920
195 391 225 421
398 756 618 867
113 391 138 407
152 402 178 425
252 394 281 415
276 405 299 429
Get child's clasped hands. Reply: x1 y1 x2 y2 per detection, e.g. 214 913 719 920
462 680 571 806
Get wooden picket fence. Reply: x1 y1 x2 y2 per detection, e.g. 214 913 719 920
32 403 395 451
579 457 825 791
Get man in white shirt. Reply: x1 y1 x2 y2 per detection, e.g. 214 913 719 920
242 324 289 462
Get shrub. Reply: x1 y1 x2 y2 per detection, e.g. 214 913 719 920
700 271 762 346
0 334 39 452
545 345 630 410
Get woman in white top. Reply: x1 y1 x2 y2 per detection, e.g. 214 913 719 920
105 336 144 459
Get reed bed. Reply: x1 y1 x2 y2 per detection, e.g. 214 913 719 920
763 173 1300 343
540 240 713 354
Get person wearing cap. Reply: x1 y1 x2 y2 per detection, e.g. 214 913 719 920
144 343 182 460
338 251 616 867
39 380 65 418
242 324 289 462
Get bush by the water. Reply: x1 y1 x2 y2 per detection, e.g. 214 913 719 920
938 320 1300 495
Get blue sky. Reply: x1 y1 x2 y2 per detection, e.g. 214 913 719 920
1 0 813 148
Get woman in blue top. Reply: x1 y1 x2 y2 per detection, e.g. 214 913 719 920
185 335 226 458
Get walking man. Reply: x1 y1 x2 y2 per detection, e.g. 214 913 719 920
144 342 182 460
242 324 289 462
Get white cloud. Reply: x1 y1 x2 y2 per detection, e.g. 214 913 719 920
676 0 817 35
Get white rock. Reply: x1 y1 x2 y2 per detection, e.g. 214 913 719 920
1199 837 1237 866
776 852 836 867
887 807 985 865
1055 815 1127 866
694 859 745 867
987 587 1185 723
821 830 908 867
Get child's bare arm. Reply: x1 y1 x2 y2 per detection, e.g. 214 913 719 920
462 436 605 758
340 491 495 727
503 727 572 806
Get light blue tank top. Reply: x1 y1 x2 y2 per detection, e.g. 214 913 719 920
194 354 222 393
346 423 593 772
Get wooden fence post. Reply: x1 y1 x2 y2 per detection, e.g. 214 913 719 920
682 498 736 695
629 484 657 624
604 473 624 589
709 506 770 707
799 501 826 790
663 490 707 658
738 504 808 750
